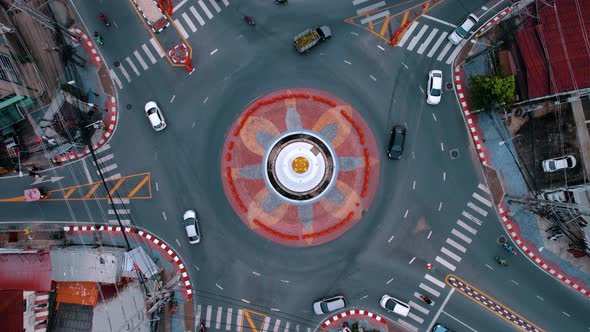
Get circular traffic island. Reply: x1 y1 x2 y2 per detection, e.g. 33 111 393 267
221 88 379 247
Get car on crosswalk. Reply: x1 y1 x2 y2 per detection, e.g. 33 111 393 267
448 14 479 45
183 210 201 244
380 294 410 317
427 70 443 105
313 295 347 315
145 101 166 131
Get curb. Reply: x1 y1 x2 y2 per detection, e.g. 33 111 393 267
63 225 193 299
321 309 385 329
452 5 590 299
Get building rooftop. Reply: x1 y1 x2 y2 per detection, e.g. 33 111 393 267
0 252 52 291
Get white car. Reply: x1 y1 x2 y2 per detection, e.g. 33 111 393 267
542 155 576 172
145 101 166 131
183 210 201 244
313 295 347 315
380 294 410 317
448 14 479 45
427 70 443 105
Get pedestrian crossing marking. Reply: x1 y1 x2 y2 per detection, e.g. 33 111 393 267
142 44 157 64
417 28 438 54
125 57 140 76
109 69 123 89
150 38 165 57
174 19 189 39
190 6 206 26
397 21 418 47
208 0 222 13
198 0 214 19
242 309 267 332
407 24 428 51
133 50 149 70
182 12 197 32
427 32 448 57
357 1 385 15
117 65 131 82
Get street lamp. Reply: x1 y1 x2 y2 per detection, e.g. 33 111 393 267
499 134 521 146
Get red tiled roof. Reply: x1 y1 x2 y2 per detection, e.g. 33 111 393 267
0 290 23 332
516 0 590 99
0 253 52 291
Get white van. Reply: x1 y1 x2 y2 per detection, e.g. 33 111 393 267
448 14 479 45
380 294 410 317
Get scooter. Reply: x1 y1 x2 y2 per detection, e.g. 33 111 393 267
94 32 104 45
495 256 508 266
100 14 110 28
244 16 255 26
503 243 517 255
419 295 432 305
199 322 206 332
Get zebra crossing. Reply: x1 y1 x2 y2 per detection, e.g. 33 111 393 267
398 183 493 332
195 304 310 332
351 0 466 64
110 0 231 89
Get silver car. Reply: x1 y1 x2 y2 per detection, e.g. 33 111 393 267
183 210 201 244
448 14 479 45
313 295 347 315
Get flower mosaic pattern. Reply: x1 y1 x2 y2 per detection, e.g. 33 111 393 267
221 88 380 246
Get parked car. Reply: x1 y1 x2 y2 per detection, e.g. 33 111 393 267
448 14 479 45
427 70 443 105
380 295 410 317
313 295 347 315
387 125 406 160
145 101 166 131
432 323 453 332
542 155 576 172
183 210 201 244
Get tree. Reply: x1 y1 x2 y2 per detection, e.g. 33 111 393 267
469 74 516 111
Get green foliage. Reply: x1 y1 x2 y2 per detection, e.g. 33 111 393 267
469 74 516 111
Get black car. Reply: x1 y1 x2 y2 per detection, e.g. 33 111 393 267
387 125 406 159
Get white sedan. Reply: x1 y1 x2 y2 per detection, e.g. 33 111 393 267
144 101 166 131
183 210 201 244
448 14 479 45
542 155 576 172
427 70 443 105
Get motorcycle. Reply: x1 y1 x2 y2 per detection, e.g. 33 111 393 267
94 32 104 45
503 243 517 255
275 0 288 4
100 14 110 28
199 322 206 332
495 256 507 266
419 295 432 305
244 16 255 26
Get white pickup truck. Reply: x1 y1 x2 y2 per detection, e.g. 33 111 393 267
293 25 332 53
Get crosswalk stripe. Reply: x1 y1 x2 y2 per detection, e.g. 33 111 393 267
95 143 111 154
97 163 118 175
262 316 271 332
472 192 493 207
435 255 457 271
446 237 467 253
409 300 430 315
417 28 438 54
182 12 197 32
451 228 472 244
133 50 149 70
353 0 370 4
397 320 419 332
284 322 290 332
457 220 477 235
427 31 448 57
109 219 130 225
236 310 243 332
109 198 130 204
105 173 121 180
226 308 232 330
125 57 140 76
190 6 206 26
198 0 214 19
174 19 189 38
221 0 230 6
109 69 123 89
215 307 222 329
424 274 446 288
407 312 424 324
356 1 385 14
196 305 202 323
150 38 165 57
117 65 131 82
142 44 157 64
462 210 483 226
467 202 488 217
441 246 462 262
360 10 389 25
208 0 222 12
407 24 428 51
273 319 281 332
397 21 418 47
445 40 465 64
206 305 212 328
478 183 491 194
436 42 452 61
419 282 441 297
108 209 130 215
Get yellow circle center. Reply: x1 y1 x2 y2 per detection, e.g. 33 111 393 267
292 157 309 174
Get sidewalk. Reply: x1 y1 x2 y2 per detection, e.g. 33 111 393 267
453 1 590 297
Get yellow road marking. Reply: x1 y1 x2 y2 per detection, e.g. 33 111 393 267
85 183 101 198
242 309 268 332
127 0 174 66
0 196 25 202
400 11 409 27
108 178 125 197
128 175 150 198
379 15 391 36
64 188 76 199
243 312 258 332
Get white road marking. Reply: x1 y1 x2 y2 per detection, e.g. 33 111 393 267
284 322 290 332
360 10 389 25
221 0 229 6
252 271 261 276
438 202 443 211
388 235 394 243
133 50 148 70
125 57 140 76
176 239 181 247
377 45 385 51
401 62 409 69
241 299 250 304
356 1 385 14
360 294 368 300
109 69 123 88
211 49 218 55
216 307 222 329
344 60 352 64
435 255 456 271
424 274 446 288
432 113 437 121
427 230 432 239
457 220 477 235
174 19 189 38
510 280 519 285
370 75 377 81
485 264 493 270
407 24 429 51
409 257 416 264
446 41 466 64
236 310 243 332
353 0 370 5
440 308 477 332
419 86 425 94
398 21 419 47
273 319 281 332
443 172 446 181
190 6 206 26
156 182 159 191
436 42 453 61
109 198 129 204
196 304 202 322
162 211 167 220
226 308 232 330
193 264 200 271
142 44 157 64
280 280 289 283
563 312 571 317
421 14 457 28
173 0 188 11
198 0 214 19
427 32 448 58
270 308 280 312
446 238 467 253
170 95 176 103
216 283 223 290
451 228 472 243
105 173 121 180
441 142 444 151
206 305 212 327
203 97 209 104
472 192 493 207
182 12 197 32
412 180 416 190
441 246 462 262
350 32 359 36
208 0 222 13
150 38 165 57
386 277 394 284
478 183 491 194
97 163 117 174
419 283 441 297
93 153 114 165
536 295 544 301
117 65 131 82
409 300 430 315
408 312 424 324
467 202 488 216
462 210 483 226
404 209 409 218
397 320 419 332
417 28 438 54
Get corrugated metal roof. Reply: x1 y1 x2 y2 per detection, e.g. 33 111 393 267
0 252 52 291
50 246 125 284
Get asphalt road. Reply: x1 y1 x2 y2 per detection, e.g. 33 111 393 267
1 0 589 331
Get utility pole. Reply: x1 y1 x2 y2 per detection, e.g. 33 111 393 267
10 0 78 39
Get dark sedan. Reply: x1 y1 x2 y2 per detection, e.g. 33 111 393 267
387 125 406 159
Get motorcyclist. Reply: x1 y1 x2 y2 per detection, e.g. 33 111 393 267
199 322 206 332
100 13 110 27
419 295 432 305
495 256 507 266
94 32 103 45
244 16 254 24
